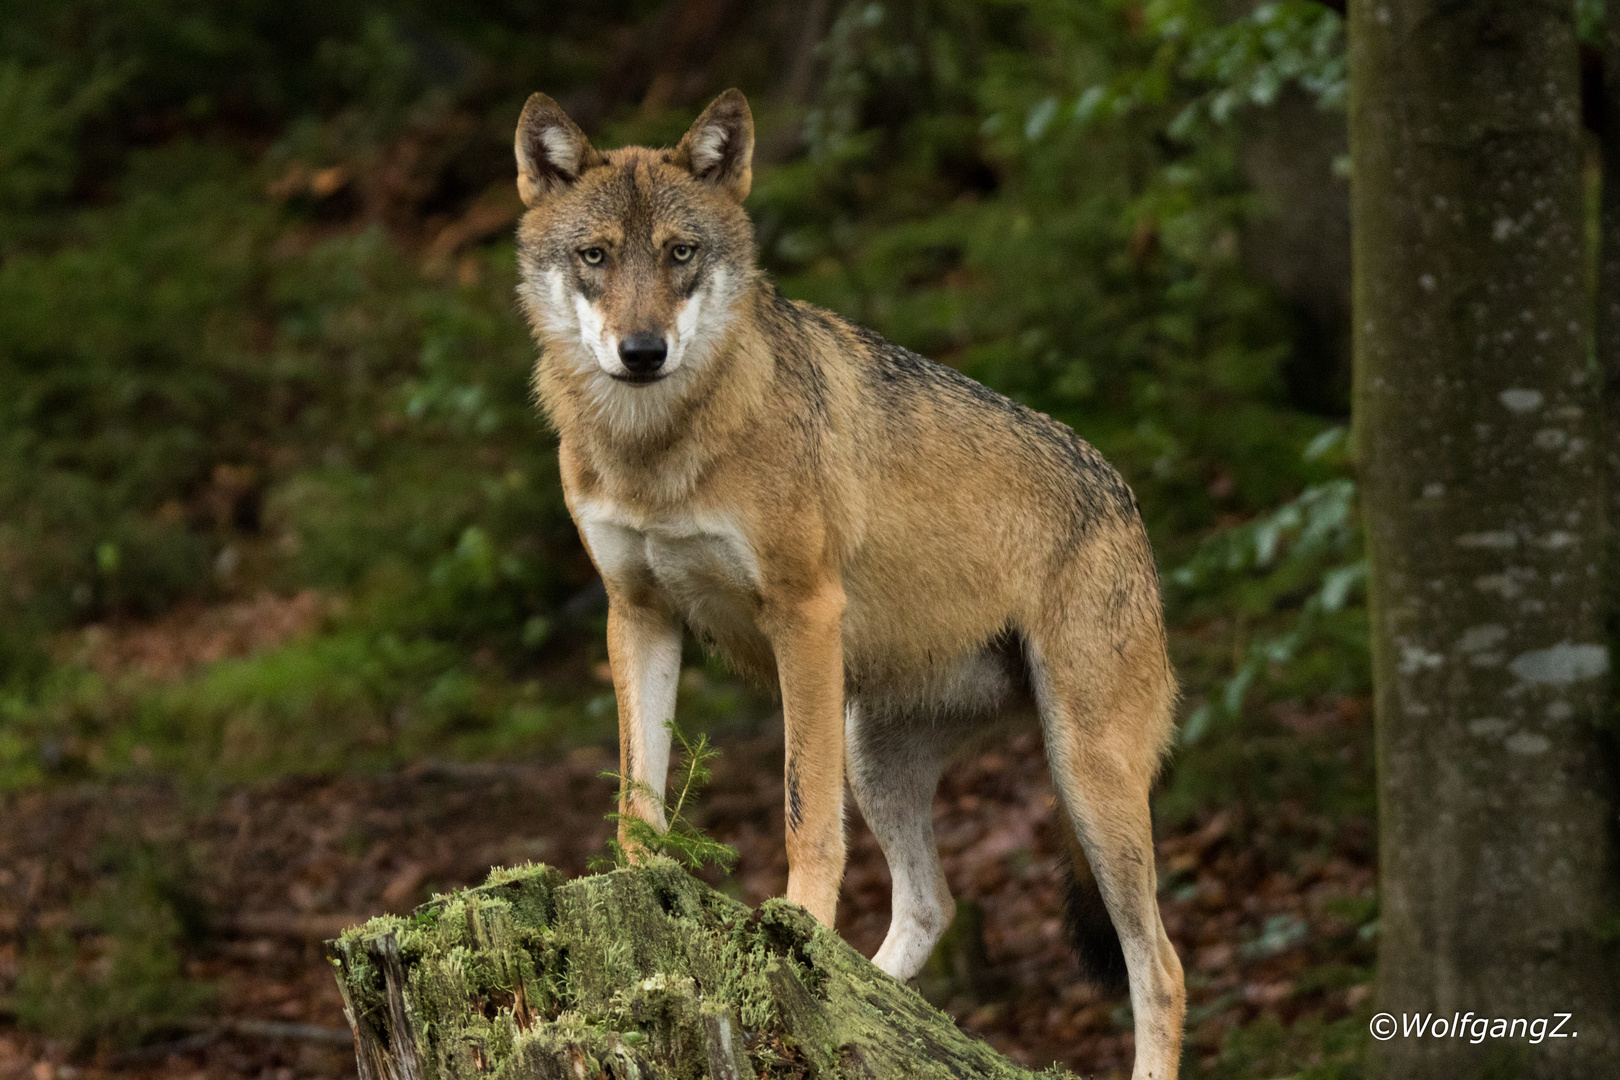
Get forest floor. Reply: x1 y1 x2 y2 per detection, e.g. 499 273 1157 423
0 734 1376 1079
0 597 1377 1079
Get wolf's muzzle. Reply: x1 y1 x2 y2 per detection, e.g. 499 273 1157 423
617 333 668 379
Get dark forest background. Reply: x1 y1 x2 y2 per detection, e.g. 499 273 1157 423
3 1 1589 1076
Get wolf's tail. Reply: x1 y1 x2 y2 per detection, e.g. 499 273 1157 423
1052 804 1130 992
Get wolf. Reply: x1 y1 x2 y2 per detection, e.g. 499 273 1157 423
513 89 1186 1079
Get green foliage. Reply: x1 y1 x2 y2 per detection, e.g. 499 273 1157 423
1171 444 1365 744
1 147 269 639
1153 426 1369 822
599 721 740 874
2 619 611 788
0 186 590 771
11 838 213 1050
1579 0 1607 45
1186 1006 1372 1080
1040 0 1345 147
0 60 126 239
0 2 642 696
1163 0 1345 134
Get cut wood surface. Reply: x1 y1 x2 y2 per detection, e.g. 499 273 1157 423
326 859 1077 1080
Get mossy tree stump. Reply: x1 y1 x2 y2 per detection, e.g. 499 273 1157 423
325 859 1077 1079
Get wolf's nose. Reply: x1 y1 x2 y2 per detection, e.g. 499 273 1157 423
618 334 667 375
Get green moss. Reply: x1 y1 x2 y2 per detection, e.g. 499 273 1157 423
328 859 1078 1080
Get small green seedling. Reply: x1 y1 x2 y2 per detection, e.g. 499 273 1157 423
595 719 739 873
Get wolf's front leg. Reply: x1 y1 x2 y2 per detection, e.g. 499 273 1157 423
606 599 682 855
765 580 848 927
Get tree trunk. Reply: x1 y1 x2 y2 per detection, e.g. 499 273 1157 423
1349 1 1620 1076
1604 0 1620 598
326 861 1073 1080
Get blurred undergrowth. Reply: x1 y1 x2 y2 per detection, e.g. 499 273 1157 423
0 0 1365 800
0 0 1381 807
11 835 213 1052
0 0 1378 821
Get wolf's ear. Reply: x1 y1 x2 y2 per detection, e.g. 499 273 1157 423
515 93 601 207
674 89 754 203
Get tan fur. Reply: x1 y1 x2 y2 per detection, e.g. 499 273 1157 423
513 89 1186 1080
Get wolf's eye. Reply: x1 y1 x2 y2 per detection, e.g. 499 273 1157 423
580 247 605 265
671 243 695 263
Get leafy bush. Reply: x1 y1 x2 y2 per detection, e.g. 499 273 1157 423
1171 435 1365 746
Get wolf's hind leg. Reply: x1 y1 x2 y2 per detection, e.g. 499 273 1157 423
1028 629 1183 1080
846 701 956 981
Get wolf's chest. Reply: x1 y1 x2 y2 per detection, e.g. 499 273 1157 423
574 501 761 614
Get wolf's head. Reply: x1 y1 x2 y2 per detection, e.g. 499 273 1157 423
514 90 756 430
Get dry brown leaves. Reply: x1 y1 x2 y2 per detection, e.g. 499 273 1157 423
61 592 329 683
